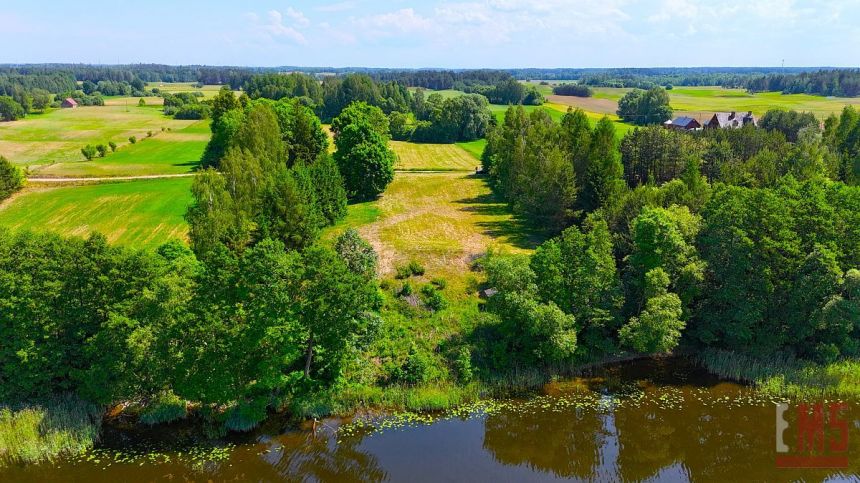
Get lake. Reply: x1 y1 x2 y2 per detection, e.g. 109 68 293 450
3 357 858 482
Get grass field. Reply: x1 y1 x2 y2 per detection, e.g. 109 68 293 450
391 141 479 171
331 171 541 277
149 82 226 98
585 86 860 120
0 104 199 170
0 177 193 249
33 121 208 178
455 139 486 161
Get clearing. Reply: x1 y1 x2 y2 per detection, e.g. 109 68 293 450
390 141 479 171
0 177 193 249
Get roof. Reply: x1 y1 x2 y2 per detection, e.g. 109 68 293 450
667 116 698 127
63 97 78 105
708 111 756 128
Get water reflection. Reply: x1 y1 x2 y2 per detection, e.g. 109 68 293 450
3 357 859 482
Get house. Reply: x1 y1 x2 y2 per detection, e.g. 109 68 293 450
61 98 78 109
705 111 756 129
663 116 701 131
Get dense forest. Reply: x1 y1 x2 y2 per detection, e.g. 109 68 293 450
743 69 860 97
482 104 860 367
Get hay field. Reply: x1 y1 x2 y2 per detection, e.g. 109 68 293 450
0 177 193 249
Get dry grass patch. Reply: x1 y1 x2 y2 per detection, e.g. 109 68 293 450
390 141 479 171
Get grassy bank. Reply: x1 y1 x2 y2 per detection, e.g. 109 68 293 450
0 395 102 466
699 349 860 399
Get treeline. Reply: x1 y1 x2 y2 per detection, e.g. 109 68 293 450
744 69 860 97
1 93 396 431
480 105 859 369
244 73 494 143
552 84 592 97
369 69 512 90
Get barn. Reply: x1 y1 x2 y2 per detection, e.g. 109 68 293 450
61 98 78 108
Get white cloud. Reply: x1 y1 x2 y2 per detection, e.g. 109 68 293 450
246 9 308 45
355 8 435 35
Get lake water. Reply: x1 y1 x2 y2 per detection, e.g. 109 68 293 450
3 357 859 482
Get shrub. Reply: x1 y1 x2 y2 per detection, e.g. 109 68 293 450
431 277 447 289
95 144 107 158
453 347 473 383
80 145 97 160
399 281 414 297
421 284 448 311
139 392 186 426
128 135 137 144
146 131 153 138
395 265 413 280
407 260 425 276
108 141 117 152
138 98 146 107
335 228 378 279
0 156 24 201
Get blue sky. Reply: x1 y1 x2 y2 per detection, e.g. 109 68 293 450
2 0 859 67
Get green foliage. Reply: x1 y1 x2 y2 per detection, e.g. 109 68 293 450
0 156 24 201
331 101 390 139
107 141 117 152
128 135 137 144
616 87 673 125
619 268 685 353
411 93 493 143
308 154 347 224
420 284 448 312
139 392 187 426
95 144 107 158
333 105 395 200
760 109 819 142
80 144 97 160
335 228 378 280
0 95 25 121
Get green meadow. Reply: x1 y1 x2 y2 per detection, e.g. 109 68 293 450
591 85 860 119
0 177 193 249
34 121 208 178
391 141 479 171
0 104 199 170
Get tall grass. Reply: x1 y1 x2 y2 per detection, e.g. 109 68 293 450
0 394 102 466
699 349 860 399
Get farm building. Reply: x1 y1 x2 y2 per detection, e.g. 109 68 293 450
664 116 701 131
61 98 78 108
705 111 756 129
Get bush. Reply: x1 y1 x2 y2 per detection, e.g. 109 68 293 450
139 392 186 425
431 277 447 289
452 347 473 383
95 144 107 158
146 131 153 138
398 281 414 297
80 145 97 160
0 156 24 201
407 260 425 276
108 141 117 152
335 228 378 279
174 104 212 120
421 284 448 312
138 98 146 107
128 136 137 144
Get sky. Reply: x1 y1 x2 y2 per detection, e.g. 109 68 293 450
2 0 860 68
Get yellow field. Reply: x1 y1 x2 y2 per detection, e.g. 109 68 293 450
390 141 479 171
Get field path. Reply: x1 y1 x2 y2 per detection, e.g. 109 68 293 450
27 173 195 182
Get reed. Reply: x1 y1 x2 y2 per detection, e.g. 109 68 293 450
0 394 102 466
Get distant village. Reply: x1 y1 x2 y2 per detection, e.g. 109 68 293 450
664 111 757 131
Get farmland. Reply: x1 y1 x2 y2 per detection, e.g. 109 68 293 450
0 103 199 170
0 177 193 248
552 85 860 121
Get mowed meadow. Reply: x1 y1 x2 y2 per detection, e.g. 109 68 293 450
0 177 193 248
550 85 860 122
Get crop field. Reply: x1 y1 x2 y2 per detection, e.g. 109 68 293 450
0 177 193 249
0 104 199 169
390 141 479 171
149 82 226 98
33 121 208 178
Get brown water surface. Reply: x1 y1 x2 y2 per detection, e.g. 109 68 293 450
3 357 859 482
